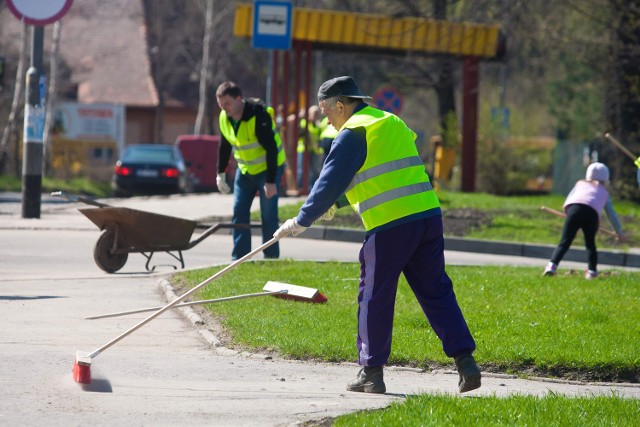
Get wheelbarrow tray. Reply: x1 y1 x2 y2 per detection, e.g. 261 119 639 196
80 207 197 251
79 206 241 273
51 192 242 273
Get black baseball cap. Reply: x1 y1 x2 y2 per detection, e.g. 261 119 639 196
317 76 372 101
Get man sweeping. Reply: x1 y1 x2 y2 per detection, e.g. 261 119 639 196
274 76 480 394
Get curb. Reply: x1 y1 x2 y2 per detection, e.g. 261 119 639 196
158 278 272 360
244 225 640 268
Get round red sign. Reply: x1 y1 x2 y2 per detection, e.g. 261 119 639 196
373 86 404 115
6 0 73 26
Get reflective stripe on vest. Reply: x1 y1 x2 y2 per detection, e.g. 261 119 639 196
219 110 285 175
343 106 439 231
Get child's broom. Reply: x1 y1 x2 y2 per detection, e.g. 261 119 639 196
73 236 282 384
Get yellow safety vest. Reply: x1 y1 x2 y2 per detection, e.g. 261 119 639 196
297 118 323 154
343 106 440 231
320 122 338 140
219 109 285 175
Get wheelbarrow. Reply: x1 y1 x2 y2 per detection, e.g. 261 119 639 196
52 192 249 273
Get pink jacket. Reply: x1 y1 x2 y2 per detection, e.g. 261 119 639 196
563 180 609 219
563 180 623 234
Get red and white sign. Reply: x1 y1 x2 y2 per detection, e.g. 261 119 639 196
54 102 126 153
6 0 73 26
373 86 404 115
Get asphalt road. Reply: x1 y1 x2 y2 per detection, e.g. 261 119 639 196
1 192 638 426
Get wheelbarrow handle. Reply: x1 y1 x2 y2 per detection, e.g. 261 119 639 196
85 236 282 359
51 191 110 208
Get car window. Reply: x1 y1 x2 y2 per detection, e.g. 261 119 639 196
123 147 175 163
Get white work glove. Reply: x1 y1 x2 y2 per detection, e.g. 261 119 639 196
216 173 231 194
320 204 337 221
273 218 308 239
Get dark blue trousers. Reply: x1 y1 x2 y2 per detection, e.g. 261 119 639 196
231 165 284 260
356 215 476 367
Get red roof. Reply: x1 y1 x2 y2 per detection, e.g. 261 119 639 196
0 0 158 107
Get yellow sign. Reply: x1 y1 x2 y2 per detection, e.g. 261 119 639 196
235 4 502 58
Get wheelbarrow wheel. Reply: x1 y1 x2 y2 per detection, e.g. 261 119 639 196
94 228 128 273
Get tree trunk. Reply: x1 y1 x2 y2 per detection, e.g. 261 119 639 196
154 5 164 143
0 23 28 176
195 0 214 135
606 0 640 198
43 21 62 177
433 0 457 148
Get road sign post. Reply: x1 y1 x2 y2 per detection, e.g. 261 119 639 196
6 0 73 218
22 28 45 218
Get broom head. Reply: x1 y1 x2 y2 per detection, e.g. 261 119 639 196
73 351 92 384
263 281 327 303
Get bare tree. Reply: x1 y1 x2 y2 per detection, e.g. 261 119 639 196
43 21 62 176
0 23 28 176
194 0 214 134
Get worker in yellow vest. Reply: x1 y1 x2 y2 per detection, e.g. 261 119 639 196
216 81 286 260
297 105 323 191
274 76 480 395
319 115 338 165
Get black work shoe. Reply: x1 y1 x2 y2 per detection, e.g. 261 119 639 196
455 354 481 393
346 366 386 394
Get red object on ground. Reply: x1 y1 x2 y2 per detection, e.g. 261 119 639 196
73 351 92 384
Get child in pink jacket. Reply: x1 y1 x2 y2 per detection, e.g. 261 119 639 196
543 162 623 279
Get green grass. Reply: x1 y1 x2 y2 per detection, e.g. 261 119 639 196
275 190 639 249
0 175 111 197
175 252 640 425
175 261 640 382
333 393 640 426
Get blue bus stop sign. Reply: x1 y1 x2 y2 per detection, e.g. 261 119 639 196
252 1 293 50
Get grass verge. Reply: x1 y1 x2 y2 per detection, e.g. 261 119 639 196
0 175 111 197
332 393 640 426
174 261 640 383
275 190 639 249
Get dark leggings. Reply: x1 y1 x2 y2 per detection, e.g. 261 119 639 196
550 204 599 271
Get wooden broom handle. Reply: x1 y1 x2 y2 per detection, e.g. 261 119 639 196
604 133 638 162
87 236 281 358
540 206 624 240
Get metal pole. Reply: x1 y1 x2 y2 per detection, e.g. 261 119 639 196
266 49 273 106
271 50 279 110
22 26 44 218
302 42 312 194
293 41 302 193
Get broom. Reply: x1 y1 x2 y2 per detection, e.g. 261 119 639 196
540 206 632 243
73 236 282 384
604 133 640 166
85 290 288 319
85 282 327 320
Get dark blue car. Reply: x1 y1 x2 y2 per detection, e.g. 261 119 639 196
111 144 191 197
